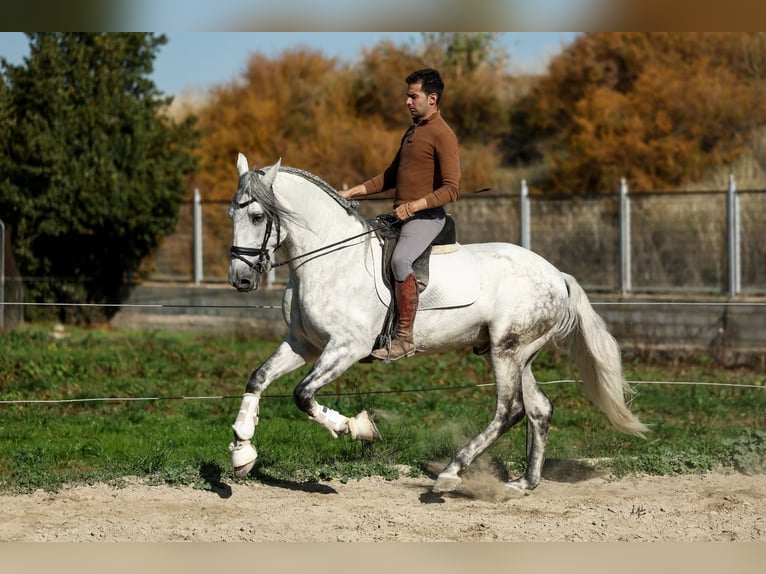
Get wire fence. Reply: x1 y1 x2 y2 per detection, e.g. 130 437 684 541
138 180 766 295
1 379 763 406
1 297 764 407
2 179 764 331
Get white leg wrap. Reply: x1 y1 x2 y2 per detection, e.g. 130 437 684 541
232 393 259 441
310 405 349 438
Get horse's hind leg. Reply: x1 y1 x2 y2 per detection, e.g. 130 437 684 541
432 353 526 494
506 361 553 492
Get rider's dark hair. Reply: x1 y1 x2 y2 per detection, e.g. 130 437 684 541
406 68 444 104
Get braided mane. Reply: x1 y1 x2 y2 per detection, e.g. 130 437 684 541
279 166 361 217
234 163 365 229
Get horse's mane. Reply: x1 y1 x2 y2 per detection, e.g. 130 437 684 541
234 164 366 228
279 166 361 217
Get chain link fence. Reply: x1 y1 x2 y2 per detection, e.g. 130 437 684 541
138 182 766 296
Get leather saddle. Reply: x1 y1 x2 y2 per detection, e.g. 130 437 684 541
372 213 457 293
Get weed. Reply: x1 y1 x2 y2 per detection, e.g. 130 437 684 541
1 326 764 492
723 427 766 474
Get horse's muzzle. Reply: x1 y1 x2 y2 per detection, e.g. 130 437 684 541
233 277 257 292
229 264 260 292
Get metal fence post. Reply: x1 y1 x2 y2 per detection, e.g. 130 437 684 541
520 179 531 249
193 188 203 284
619 178 632 296
727 173 741 296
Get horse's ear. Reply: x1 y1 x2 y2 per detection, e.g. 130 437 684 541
236 153 249 176
261 158 281 188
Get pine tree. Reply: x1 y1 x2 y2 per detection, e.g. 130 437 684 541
0 33 198 321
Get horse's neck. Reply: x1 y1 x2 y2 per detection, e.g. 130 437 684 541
275 174 373 269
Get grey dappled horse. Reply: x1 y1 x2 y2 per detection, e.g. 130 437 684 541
227 154 647 495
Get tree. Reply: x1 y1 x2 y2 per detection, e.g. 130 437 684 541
511 33 766 194
193 34 519 211
196 48 400 201
350 39 426 130
0 33 198 321
0 73 14 205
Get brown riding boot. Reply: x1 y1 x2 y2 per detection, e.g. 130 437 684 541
371 273 418 361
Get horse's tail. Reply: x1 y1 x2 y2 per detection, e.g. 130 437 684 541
558 273 649 437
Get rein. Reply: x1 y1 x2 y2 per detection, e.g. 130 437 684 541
232 221 391 274
272 225 388 270
230 171 396 274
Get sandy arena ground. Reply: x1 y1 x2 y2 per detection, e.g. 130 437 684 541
0 463 763 542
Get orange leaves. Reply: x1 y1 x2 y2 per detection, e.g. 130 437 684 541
190 34 523 204
194 49 366 200
526 33 766 194
185 33 766 200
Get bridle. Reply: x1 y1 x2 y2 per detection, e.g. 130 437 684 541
230 218 281 275
229 190 283 275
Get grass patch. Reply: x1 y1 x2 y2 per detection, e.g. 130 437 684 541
0 324 764 492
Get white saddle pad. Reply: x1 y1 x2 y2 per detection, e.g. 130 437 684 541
373 244 479 310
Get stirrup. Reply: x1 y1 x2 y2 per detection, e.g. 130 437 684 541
370 338 415 362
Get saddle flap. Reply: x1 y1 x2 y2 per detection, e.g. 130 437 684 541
372 241 479 311
418 246 479 310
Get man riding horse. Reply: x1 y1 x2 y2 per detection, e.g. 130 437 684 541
341 68 460 361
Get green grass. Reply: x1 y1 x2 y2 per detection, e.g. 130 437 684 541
0 324 764 493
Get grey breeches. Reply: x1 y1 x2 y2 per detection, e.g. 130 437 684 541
392 214 446 282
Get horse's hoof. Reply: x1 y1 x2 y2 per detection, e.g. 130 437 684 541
432 474 461 493
505 477 536 496
230 441 257 478
348 410 382 441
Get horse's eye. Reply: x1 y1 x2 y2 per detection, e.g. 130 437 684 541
250 213 264 224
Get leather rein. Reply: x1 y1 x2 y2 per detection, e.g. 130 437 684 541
230 176 394 275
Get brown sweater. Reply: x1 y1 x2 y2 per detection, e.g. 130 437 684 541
363 111 461 209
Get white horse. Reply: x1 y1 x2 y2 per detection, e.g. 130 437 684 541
227 153 647 494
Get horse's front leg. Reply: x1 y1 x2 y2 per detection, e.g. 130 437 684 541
230 338 312 477
293 342 382 442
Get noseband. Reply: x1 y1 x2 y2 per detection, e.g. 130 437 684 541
230 218 281 275
230 175 282 275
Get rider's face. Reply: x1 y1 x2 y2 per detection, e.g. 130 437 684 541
406 82 436 122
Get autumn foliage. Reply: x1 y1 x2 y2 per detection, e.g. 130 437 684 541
193 34 514 202
191 32 766 202
512 32 766 194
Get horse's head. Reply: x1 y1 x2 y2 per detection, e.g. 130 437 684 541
228 153 283 292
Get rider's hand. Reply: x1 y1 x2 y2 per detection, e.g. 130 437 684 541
395 201 418 221
340 184 365 200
